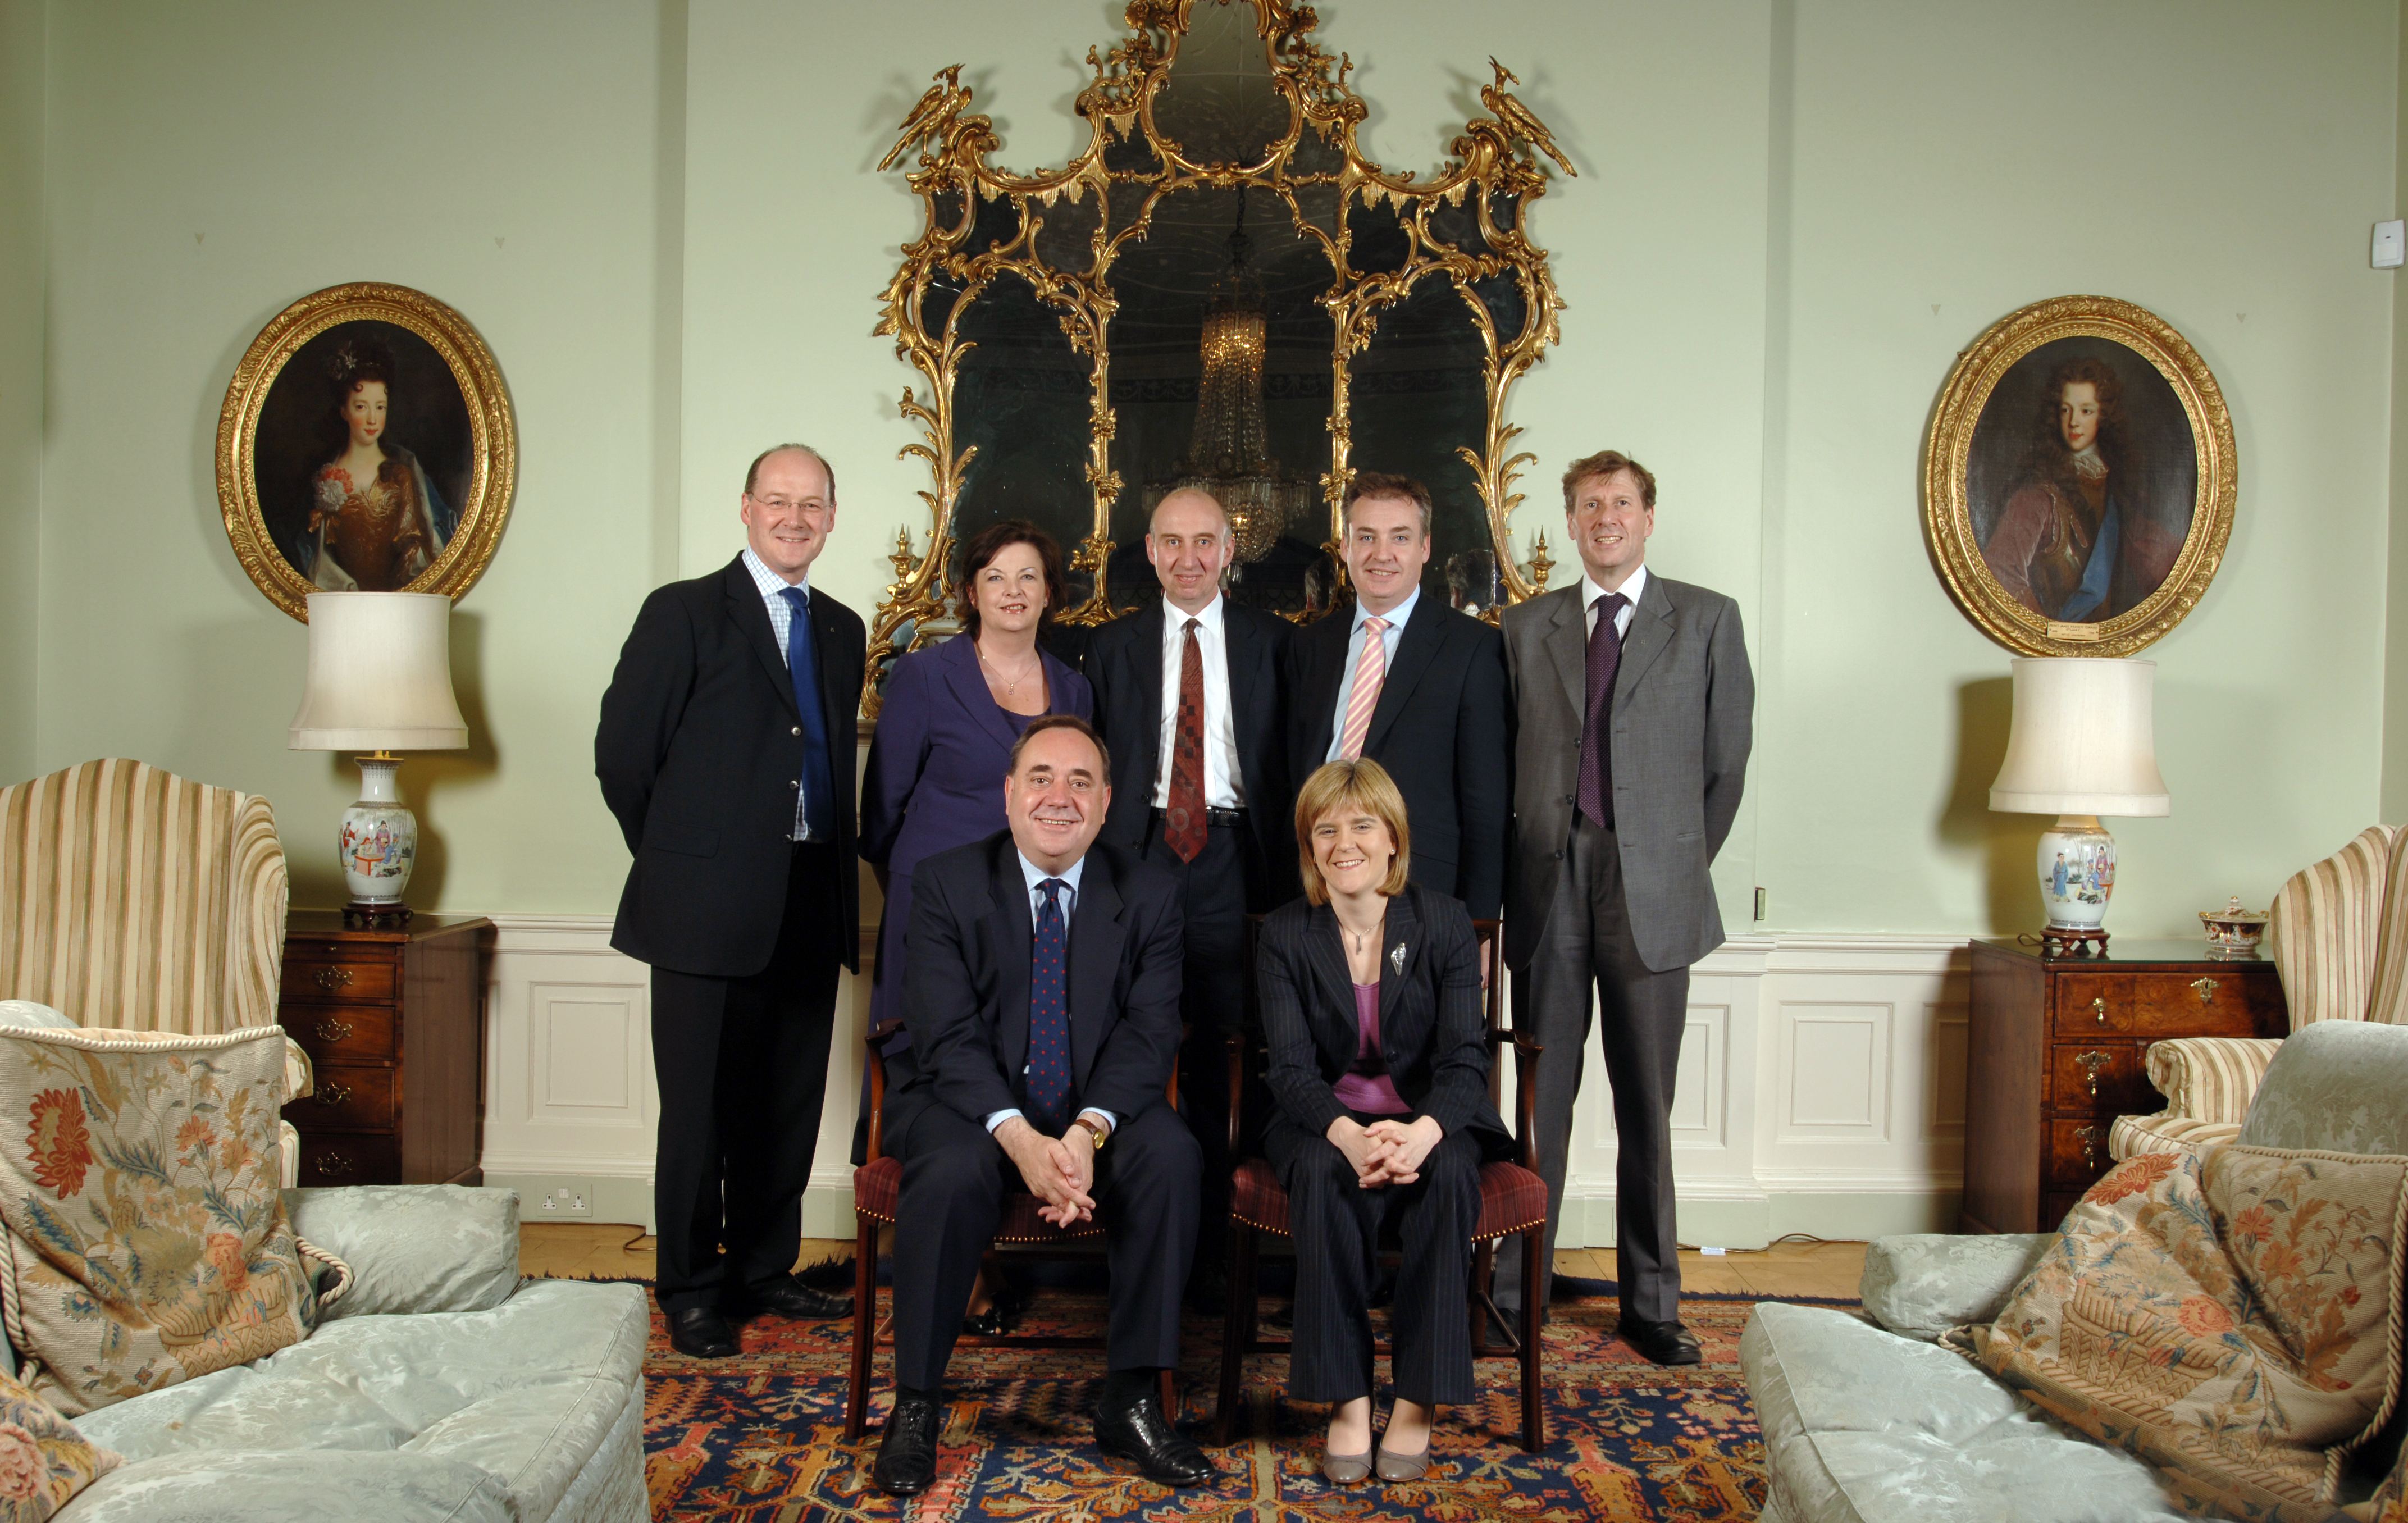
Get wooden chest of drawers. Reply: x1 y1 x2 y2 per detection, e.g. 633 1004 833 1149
279 911 491 1189
1963 937 2285 1234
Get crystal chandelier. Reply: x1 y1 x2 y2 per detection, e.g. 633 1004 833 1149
1151 200 1313 564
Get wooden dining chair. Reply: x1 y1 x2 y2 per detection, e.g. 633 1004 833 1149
1211 917 1551 1449
844 1018 1179 1442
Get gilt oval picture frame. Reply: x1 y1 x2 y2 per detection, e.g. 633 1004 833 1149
216 282 516 622
1923 295 2234 658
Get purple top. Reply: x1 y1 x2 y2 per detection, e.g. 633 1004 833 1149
1332 981 1410 1115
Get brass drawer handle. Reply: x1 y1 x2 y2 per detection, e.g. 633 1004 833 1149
2091 997 2108 1025
314 1083 353 1108
2076 1050 2110 1096
2076 1124 2100 1170
314 967 353 992
312 1151 353 1178
313 1019 354 1043
2191 977 2218 1003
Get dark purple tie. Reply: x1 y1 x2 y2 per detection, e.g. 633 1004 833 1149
1576 592 1629 829
1024 878 1073 1132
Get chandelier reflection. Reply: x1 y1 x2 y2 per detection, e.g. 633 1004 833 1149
1151 202 1314 566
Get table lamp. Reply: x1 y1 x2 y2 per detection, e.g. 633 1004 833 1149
1988 656 2170 956
288 591 468 924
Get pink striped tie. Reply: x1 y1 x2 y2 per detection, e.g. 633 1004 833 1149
1336 616 1389 760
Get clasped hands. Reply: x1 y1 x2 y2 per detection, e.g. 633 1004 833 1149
994 1115 1098 1228
1325 1114 1443 1188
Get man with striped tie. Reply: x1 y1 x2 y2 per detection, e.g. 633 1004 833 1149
1493 450 1753 1365
870 715 1209 1497
1286 472 1512 921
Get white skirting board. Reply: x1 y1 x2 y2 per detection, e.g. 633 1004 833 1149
480 918 1972 1246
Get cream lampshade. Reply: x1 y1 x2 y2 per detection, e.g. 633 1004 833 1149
1989 656 2170 955
288 592 468 923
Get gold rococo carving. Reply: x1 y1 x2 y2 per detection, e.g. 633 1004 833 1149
865 0 1573 713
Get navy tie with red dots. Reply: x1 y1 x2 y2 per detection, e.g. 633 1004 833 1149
1024 878 1073 1132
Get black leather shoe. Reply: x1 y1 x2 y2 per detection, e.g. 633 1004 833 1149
727 1275 851 1321
873 1392 942 1496
1617 1316 1703 1366
1094 1386 1214 1486
667 1306 737 1359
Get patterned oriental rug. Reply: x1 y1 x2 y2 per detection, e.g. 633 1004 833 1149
632 1280 1858 1522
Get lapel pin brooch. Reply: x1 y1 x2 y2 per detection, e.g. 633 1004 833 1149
1390 943 1406 975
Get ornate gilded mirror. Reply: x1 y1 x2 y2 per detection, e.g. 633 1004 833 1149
866 0 1572 711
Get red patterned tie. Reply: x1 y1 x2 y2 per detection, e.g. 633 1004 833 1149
1165 618 1207 862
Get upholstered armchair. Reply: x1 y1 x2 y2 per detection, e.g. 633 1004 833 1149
0 759 308 1184
2109 823 2405 1164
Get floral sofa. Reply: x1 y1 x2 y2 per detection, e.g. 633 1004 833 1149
32 1184 650 1522
1742 1019 2408 1523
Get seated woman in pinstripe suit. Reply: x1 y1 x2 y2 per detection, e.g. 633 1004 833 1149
1255 759 1512 1484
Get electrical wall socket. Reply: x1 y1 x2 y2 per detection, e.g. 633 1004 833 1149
522 1178 592 1219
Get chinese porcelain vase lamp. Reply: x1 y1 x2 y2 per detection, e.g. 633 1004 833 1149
1989 656 2170 956
288 591 468 924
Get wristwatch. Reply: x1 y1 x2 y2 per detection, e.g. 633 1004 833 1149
1070 1115 1109 1151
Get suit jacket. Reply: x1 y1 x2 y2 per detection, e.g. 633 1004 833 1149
1287 598 1511 920
1501 574 1752 973
1253 883 1509 1171
860 632 1091 881
595 554 866 978
1084 598 1294 907
886 831 1185 1128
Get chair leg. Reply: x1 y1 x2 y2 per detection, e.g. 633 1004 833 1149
845 1215 878 1443
1518 1223 1545 1451
1214 1223 1260 1445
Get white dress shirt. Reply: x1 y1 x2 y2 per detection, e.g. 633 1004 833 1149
1152 594 1243 810
1581 563 1647 642
1324 585 1421 763
984 850 1115 1136
741 546 821 842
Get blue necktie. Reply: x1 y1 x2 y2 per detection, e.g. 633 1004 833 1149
778 586 836 840
1024 878 1073 1132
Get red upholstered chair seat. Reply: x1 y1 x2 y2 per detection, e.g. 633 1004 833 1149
1229 1156 1548 1242
851 1155 1105 1243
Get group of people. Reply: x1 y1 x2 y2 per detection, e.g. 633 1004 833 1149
594 444 1753 1495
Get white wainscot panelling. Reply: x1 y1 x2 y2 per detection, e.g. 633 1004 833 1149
482 918 1973 1246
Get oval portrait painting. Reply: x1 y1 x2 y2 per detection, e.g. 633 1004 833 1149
1923 296 2234 658
218 283 515 622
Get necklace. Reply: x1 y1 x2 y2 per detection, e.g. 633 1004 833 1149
1340 910 1385 962
978 643 1041 699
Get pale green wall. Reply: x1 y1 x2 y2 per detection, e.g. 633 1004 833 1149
0 0 40 787
2386 0 2408 826
33 0 673 911
15 0 2406 935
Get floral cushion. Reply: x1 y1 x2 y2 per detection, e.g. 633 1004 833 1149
1948 1145 2406 1521
0 1362 118 1520
0 1027 335 1416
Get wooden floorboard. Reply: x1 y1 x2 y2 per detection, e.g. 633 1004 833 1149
520 1225 1868 1302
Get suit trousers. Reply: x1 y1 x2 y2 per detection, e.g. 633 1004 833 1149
885 1099 1200 1391
1498 815 1690 1324
1281 1121 1482 1406
1138 812 1249 1274
648 842 843 1314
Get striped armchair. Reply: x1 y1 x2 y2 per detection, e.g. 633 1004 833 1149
0 758 307 1184
2110 824 2405 1164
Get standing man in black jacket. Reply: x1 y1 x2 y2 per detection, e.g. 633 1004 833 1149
595 443 864 1360
1083 487 1292 1311
1287 471 1511 922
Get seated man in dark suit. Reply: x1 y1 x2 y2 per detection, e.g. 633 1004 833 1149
872 714 1212 1496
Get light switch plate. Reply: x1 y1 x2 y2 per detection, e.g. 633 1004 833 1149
2375 219 2404 269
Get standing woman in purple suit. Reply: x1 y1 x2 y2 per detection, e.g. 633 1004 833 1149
859 519 1091 1319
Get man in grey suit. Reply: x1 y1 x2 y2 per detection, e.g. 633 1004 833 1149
1497 449 1752 1365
